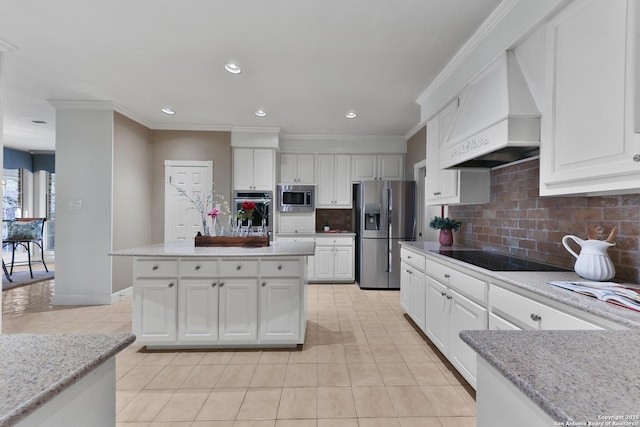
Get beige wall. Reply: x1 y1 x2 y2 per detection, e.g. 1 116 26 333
151 130 232 243
112 113 153 292
405 126 426 180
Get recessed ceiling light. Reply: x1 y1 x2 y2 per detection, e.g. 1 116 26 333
161 107 175 115
346 111 357 119
255 109 267 117
225 62 242 74
31 120 47 124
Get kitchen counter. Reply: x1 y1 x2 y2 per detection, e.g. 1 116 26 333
0 333 135 426
275 231 357 237
399 241 640 329
111 240 316 257
460 329 640 424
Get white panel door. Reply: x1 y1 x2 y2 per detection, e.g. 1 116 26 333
449 289 487 388
296 154 316 184
164 160 213 242
425 276 449 354
259 278 300 341
178 279 219 342
252 149 275 190
378 155 404 181
314 245 334 280
316 154 335 206
400 264 411 312
233 148 255 190
333 245 354 280
352 155 377 181
333 155 352 206
218 278 258 342
134 279 177 344
409 268 427 332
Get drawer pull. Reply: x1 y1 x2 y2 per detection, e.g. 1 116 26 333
444 273 450 279
278 265 282 270
219 282 224 287
530 313 541 322
211 282 216 287
152 265 159 271
261 282 266 287
446 294 452 300
407 255 412 259
168 282 174 288
440 291 447 297
236 265 242 270
433 191 441 196
195 265 201 271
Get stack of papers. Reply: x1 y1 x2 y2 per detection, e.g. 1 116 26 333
548 281 640 312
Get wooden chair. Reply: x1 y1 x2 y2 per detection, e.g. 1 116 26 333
3 218 49 278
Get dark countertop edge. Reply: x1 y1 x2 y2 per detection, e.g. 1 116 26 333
399 241 640 329
0 334 135 427
460 330 572 422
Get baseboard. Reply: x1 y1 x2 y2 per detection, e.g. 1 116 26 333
53 294 113 305
111 287 132 304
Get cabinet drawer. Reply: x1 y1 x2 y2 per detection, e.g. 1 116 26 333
426 259 487 304
316 236 353 246
219 259 259 277
261 259 301 277
179 259 218 276
134 259 178 278
490 285 602 331
400 248 425 271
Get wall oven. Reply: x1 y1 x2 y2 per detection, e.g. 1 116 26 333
277 184 315 213
233 191 273 233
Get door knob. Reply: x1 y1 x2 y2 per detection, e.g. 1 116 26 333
168 282 174 288
261 282 266 287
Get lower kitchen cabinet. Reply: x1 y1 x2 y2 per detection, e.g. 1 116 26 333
402 265 426 331
313 236 354 282
134 278 178 344
259 278 300 342
178 279 219 342
218 278 259 342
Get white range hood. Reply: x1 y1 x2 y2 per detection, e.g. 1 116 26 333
440 51 540 169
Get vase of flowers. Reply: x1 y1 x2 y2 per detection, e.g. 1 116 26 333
429 216 461 247
208 207 220 236
237 201 256 229
167 181 231 238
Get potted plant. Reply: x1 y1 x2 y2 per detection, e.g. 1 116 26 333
429 216 461 246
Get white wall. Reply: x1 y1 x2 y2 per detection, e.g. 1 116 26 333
54 108 114 305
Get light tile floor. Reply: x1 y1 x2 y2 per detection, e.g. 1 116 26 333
2 279 476 427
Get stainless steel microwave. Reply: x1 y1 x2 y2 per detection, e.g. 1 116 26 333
277 184 315 212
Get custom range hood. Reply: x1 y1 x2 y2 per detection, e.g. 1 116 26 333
440 51 540 169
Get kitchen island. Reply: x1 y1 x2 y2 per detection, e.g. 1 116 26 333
0 333 135 427
111 241 315 349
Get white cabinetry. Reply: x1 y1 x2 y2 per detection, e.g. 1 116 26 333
541 0 640 196
218 278 258 342
400 247 427 330
316 154 352 207
133 259 178 344
489 285 603 330
274 236 315 279
280 153 315 184
426 100 489 205
178 279 219 342
351 154 405 181
233 148 275 190
313 236 354 282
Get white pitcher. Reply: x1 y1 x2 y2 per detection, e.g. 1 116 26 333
562 235 615 281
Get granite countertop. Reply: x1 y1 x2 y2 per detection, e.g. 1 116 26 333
0 333 135 426
111 240 316 257
275 231 356 237
460 329 640 423
399 241 640 329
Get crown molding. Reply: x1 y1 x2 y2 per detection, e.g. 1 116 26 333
281 133 405 144
231 126 281 135
48 99 116 110
152 123 232 132
404 121 426 140
415 0 519 106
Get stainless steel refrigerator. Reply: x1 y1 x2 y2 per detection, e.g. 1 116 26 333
354 180 416 289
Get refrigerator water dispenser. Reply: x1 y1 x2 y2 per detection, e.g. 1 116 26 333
364 203 381 230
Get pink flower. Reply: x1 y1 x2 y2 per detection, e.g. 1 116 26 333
207 208 220 218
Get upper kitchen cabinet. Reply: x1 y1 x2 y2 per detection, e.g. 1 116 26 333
426 99 490 205
279 153 315 184
540 0 640 196
316 154 351 208
233 148 275 191
351 154 405 181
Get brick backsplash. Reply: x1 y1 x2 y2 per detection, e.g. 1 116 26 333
315 209 354 232
448 158 640 282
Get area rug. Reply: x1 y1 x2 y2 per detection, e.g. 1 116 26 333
2 270 55 291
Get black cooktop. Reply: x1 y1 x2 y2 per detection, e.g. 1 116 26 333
432 250 569 272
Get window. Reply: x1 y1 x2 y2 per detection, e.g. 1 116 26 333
3 169 22 220
46 172 55 250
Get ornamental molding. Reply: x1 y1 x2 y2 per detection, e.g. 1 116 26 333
450 138 490 158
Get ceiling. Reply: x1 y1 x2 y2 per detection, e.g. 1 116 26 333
0 0 501 152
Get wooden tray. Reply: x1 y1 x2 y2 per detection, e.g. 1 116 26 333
195 235 270 247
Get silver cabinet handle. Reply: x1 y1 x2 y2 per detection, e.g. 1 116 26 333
261 282 266 287
444 273 450 279
446 294 452 300
277 265 282 270
152 265 159 271
211 282 216 287
433 191 441 196
219 282 224 287
440 291 447 297
407 255 412 259
168 282 174 288
195 265 201 271
236 265 242 270
530 314 541 322
634 154 640 162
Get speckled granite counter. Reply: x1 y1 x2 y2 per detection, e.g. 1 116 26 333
111 240 315 257
399 241 640 328
460 329 640 423
0 333 134 426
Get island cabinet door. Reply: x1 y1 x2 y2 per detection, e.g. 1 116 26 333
134 279 178 344
218 278 258 342
259 278 301 342
178 279 219 343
